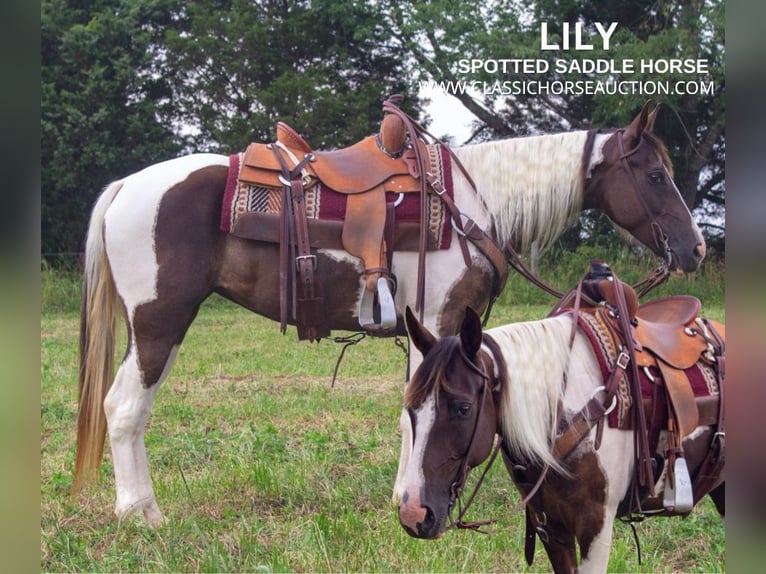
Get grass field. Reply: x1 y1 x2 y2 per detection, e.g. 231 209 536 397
41 253 725 572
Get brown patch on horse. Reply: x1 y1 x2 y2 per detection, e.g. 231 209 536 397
133 165 229 387
528 449 607 565
642 131 674 176
438 261 494 337
403 336 461 409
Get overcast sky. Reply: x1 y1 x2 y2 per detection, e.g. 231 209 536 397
420 83 477 145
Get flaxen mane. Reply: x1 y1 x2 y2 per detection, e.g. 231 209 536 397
453 132 589 253
485 314 578 473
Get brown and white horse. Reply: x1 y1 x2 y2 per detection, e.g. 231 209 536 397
73 103 704 525
398 306 724 573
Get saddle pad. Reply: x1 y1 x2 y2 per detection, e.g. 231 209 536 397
220 144 453 250
577 310 718 430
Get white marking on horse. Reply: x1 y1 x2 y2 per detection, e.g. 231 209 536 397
104 154 228 321
401 393 436 500
585 132 611 180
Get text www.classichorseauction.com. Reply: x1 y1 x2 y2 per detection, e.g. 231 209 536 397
422 22 716 97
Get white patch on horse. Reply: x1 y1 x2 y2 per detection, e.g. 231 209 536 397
454 132 587 253
393 408 413 503
104 154 228 320
105 342 180 524
585 132 611 180
684 425 708 442
402 393 437 495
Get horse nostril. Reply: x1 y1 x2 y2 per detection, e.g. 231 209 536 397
421 505 436 532
694 242 706 259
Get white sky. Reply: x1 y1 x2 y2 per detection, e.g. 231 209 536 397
419 83 478 145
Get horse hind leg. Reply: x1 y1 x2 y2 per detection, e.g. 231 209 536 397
105 336 181 526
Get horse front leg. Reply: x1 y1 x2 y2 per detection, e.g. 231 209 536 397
539 528 579 574
576 514 616 574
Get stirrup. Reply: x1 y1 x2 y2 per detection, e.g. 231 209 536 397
359 277 397 332
663 457 693 513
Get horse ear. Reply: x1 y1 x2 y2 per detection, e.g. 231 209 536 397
624 100 653 145
405 306 436 355
459 307 483 360
646 103 661 133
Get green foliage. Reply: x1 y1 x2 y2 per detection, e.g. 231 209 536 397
385 0 725 243
41 259 82 313
41 0 417 256
41 0 184 254
162 0 417 152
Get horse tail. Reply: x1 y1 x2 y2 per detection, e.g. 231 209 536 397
71 181 123 498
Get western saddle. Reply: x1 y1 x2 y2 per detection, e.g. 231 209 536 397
233 96 508 340
553 261 725 517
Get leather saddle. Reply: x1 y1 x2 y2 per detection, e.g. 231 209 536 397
235 100 437 337
560 261 725 515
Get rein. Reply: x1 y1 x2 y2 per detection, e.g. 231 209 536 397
445 346 553 533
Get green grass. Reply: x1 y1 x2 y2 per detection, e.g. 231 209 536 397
41 253 724 572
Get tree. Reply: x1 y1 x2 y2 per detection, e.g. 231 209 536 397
41 0 183 255
41 0 417 256
158 0 416 152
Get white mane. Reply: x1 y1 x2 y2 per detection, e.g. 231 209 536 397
485 314 598 472
453 132 589 253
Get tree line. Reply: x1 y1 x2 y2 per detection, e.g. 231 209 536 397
42 0 724 258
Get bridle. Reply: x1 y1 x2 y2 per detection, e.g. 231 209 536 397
445 348 500 532
443 345 552 533
615 129 674 269
502 129 674 303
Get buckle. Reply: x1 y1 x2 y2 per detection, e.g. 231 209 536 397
616 351 630 370
295 254 317 271
426 172 447 195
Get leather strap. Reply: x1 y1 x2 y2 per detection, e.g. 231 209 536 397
272 145 326 341
617 130 673 265
691 320 725 503
612 274 655 495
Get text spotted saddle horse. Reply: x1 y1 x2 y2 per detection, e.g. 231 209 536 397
553 261 725 518
232 96 505 340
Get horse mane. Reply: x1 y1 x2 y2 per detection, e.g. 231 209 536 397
404 337 462 409
485 314 580 473
453 131 589 253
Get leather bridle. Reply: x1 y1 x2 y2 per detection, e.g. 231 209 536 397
502 129 675 303
443 345 552 533
444 348 500 532
615 129 674 269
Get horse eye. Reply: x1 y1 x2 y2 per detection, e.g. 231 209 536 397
648 172 664 185
457 403 472 417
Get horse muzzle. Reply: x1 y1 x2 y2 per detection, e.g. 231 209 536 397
668 239 706 274
398 490 445 539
